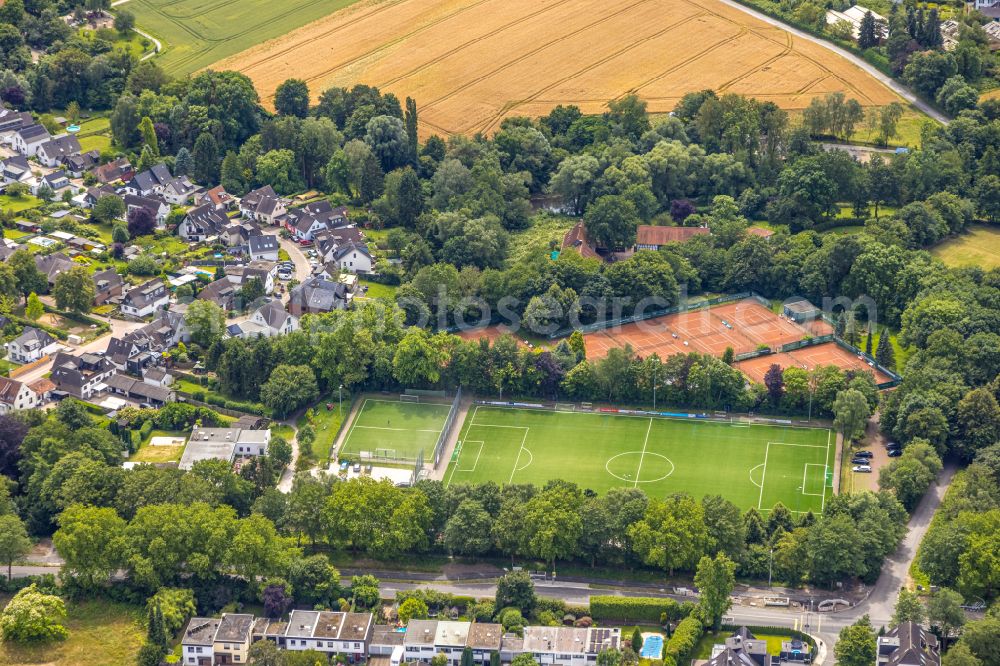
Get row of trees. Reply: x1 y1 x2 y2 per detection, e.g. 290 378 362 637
252 474 908 588
198 296 877 418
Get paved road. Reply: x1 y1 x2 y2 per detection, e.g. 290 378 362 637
280 236 312 283
716 0 949 125
12 461 957 654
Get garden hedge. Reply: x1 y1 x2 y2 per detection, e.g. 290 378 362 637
662 615 705 666
589 596 690 623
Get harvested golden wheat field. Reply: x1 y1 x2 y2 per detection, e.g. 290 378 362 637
212 0 902 136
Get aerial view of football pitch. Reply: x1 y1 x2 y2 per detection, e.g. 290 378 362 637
445 406 835 513
337 397 453 463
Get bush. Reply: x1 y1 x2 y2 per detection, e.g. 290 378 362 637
589 596 688 623
662 616 704 666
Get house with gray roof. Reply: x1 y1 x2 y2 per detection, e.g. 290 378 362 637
288 277 348 316
181 614 255 666
877 622 939 666
228 300 298 339
248 234 280 262
178 425 271 470
1 155 32 184
701 627 772 666
36 134 81 168
240 185 285 225
178 204 229 242
49 351 116 399
6 327 59 364
64 149 101 177
161 175 202 205
34 252 75 288
104 373 175 407
12 124 50 156
120 279 169 318
124 163 172 197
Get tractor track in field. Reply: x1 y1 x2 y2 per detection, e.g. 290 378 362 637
295 0 510 93
372 0 594 89
473 12 720 134
419 0 664 115
225 0 414 74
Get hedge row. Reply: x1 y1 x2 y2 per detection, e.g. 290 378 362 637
720 624 816 648
181 390 271 417
589 596 692 623
662 616 705 666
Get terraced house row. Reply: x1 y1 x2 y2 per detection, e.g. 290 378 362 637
181 614 621 666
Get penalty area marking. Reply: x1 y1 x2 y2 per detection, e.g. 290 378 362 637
457 440 485 473
802 463 826 497
749 463 765 488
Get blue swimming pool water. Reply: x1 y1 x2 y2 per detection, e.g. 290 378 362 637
640 635 664 659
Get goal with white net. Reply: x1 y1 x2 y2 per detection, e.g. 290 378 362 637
400 394 420 403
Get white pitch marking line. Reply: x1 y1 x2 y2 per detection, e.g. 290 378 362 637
352 426 441 432
749 463 764 488
767 441 828 449
802 464 826 497
633 418 654 488
758 442 770 510
508 427 531 484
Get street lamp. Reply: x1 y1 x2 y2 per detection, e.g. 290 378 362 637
338 384 343 420
653 361 659 410
768 547 774 589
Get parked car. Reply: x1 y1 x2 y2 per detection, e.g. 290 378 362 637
854 451 873 458
887 449 903 457
852 465 872 473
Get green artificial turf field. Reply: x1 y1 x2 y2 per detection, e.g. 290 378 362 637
128 0 363 75
445 406 835 513
338 398 454 463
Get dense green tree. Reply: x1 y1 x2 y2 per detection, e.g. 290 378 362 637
833 388 871 442
0 584 68 642
629 494 707 577
835 616 876 666
192 132 220 185
52 266 95 314
926 587 965 644
274 78 310 118
495 571 536 615
184 300 226 348
892 588 925 625
694 553 736 629
584 195 639 251
0 514 30 581
259 365 319 418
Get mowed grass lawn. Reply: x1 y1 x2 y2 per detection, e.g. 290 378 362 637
0 599 144 665
338 398 453 462
128 0 364 75
931 224 1000 270
693 631 792 658
446 407 835 513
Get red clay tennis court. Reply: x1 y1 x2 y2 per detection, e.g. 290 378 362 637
584 298 811 360
735 342 893 384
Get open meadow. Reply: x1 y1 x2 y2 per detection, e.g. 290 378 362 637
445 405 835 514
127 0 363 75
212 0 902 135
931 224 1000 270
